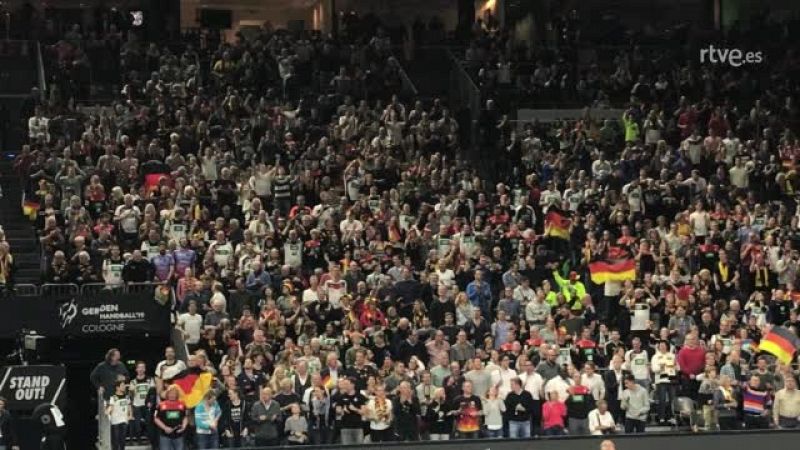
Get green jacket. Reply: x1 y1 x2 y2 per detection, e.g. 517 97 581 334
552 271 586 310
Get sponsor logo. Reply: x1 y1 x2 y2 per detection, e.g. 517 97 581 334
58 299 78 328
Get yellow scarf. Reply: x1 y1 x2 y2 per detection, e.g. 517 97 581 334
718 262 729 282
755 266 768 287
721 386 733 402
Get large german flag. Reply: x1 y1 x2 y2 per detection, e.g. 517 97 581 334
545 210 571 240
589 259 636 284
169 367 214 408
760 326 800 365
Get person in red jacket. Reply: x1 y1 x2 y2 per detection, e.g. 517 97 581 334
542 389 567 435
677 334 706 397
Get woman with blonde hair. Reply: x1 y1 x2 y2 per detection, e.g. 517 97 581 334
482 385 505 438
454 292 474 326
269 365 289 393
424 387 453 440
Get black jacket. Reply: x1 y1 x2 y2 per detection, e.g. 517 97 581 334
603 369 629 406
90 361 130 399
504 389 536 421
0 411 18 446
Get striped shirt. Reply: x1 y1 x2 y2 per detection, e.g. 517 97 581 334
272 176 292 200
743 386 769 415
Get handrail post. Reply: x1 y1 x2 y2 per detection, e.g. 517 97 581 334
36 41 47 97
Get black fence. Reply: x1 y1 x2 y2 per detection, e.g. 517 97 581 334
209 429 799 450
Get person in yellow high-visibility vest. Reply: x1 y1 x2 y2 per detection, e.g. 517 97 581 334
553 270 586 311
541 279 559 307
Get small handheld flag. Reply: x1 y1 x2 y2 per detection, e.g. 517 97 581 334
22 200 40 221
544 210 571 240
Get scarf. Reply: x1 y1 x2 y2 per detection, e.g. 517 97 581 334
718 262 729 282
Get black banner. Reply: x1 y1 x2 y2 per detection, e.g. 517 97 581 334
58 292 171 337
0 365 66 411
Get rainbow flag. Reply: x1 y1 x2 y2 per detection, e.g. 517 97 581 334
22 200 40 221
169 367 214 408
544 210 571 240
760 326 800 365
589 259 636 284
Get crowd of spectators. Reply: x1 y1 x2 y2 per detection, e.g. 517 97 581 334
2 5 800 450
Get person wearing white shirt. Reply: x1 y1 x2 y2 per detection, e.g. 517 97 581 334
106 380 133 450
581 363 606 402
728 157 752 189
622 179 644 216
177 301 203 351
544 374 573 404
538 181 562 213
688 202 710 239
302 276 321 305
366 385 393 442
651 341 679 424
28 107 50 141
155 347 187 392
339 212 364 239
588 400 617 435
624 338 650 390
491 355 518 399
514 277 536 306
721 132 740 165
519 359 544 434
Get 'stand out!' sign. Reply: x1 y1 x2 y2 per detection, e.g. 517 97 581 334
0 365 65 411
8 375 50 401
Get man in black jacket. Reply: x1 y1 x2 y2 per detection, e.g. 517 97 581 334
505 378 535 438
121 250 154 283
0 397 19 450
90 348 130 400
603 355 628 423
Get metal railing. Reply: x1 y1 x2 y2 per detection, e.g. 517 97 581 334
35 41 47 96
446 47 481 147
8 281 171 297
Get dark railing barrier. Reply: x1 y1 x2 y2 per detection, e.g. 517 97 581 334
206 429 800 450
446 47 481 148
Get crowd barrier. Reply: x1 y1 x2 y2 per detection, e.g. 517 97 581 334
208 429 800 450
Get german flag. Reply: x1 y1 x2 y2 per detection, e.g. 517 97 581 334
321 373 335 390
589 259 636 284
606 246 630 260
22 200 40 221
169 367 214 408
544 210 571 240
759 326 800 365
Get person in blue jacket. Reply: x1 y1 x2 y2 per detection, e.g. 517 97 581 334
195 391 222 449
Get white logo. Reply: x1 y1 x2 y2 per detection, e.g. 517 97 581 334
131 11 144 27
699 45 763 67
59 299 78 328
